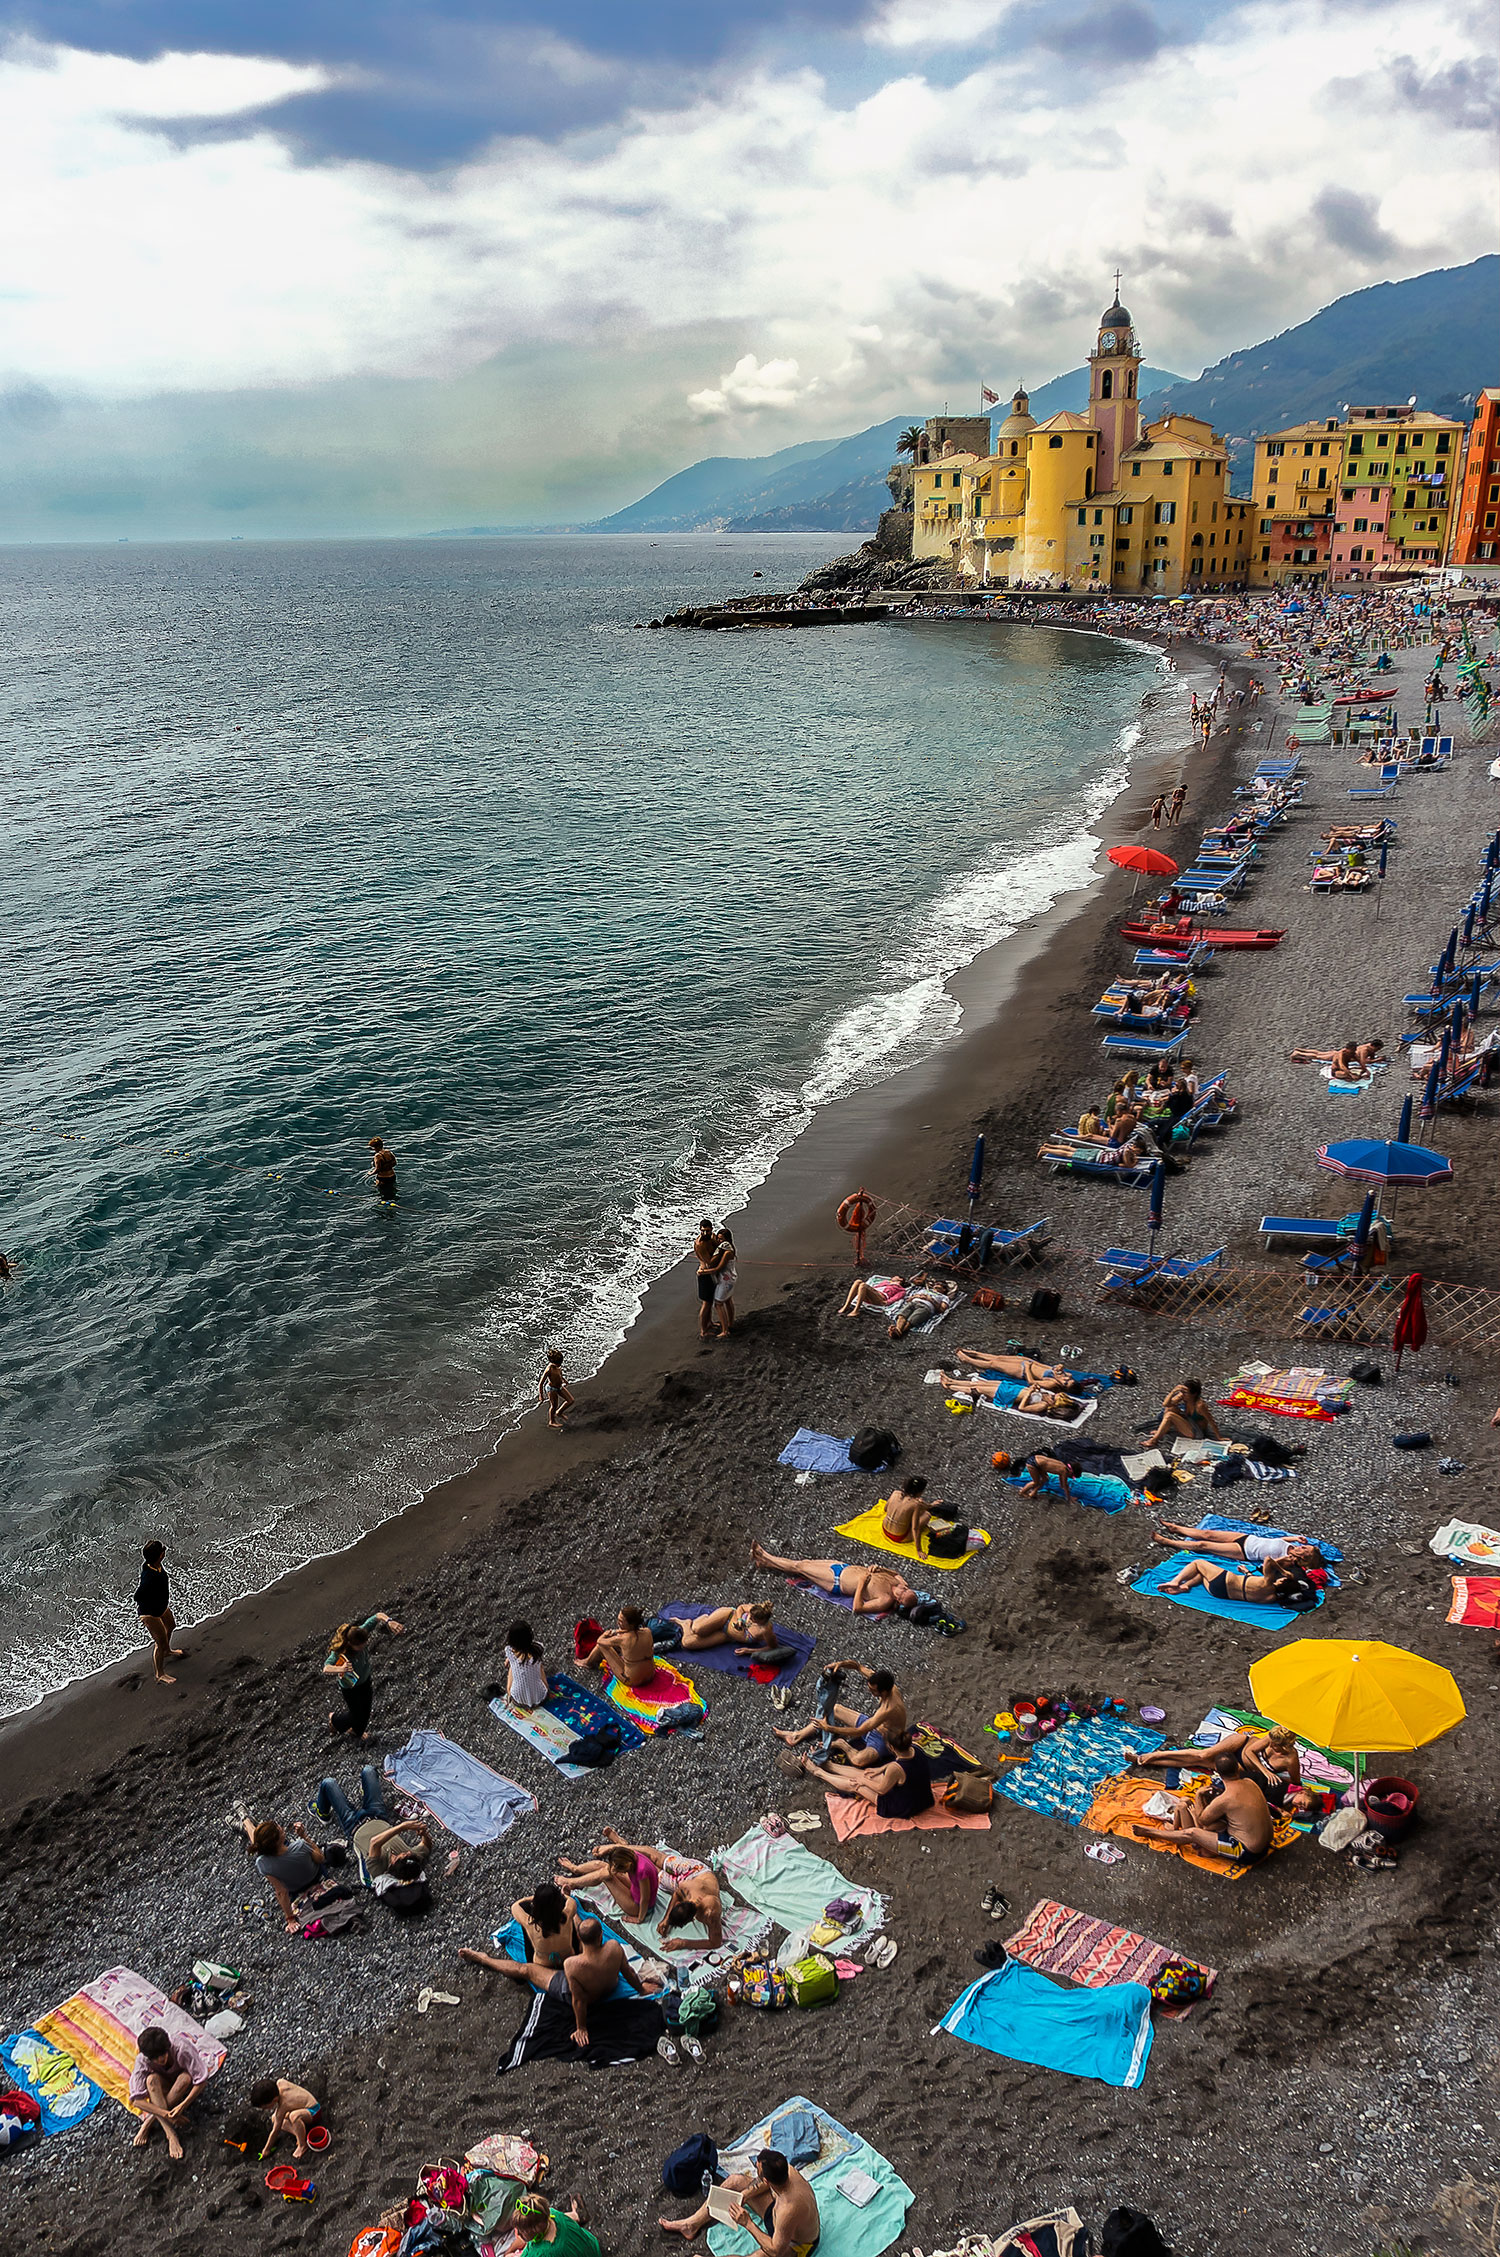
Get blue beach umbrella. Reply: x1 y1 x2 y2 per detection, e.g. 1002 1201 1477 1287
1462 905 1476 950
966 1133 985 1219
1350 1190 1376 1263
1450 1000 1466 1041
1420 1060 1441 1120
1483 873 1495 922
1147 1158 1166 1250
1395 1094 1413 1143
1317 1137 1454 1187
1444 927 1459 972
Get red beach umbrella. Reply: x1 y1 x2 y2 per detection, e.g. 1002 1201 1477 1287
1391 1273 1428 1373
1108 845 1179 876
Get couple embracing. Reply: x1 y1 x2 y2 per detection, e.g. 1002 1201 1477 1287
692 1219 737 1340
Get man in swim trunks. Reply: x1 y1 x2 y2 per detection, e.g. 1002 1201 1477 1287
661 2148 820 2256
693 1220 722 1340
773 1660 907 1766
1131 1750 1273 1865
750 1544 916 1616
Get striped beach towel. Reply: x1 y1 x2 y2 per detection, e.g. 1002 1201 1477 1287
605 1659 705 1733
34 1969 224 2113
1004 1900 1216 2012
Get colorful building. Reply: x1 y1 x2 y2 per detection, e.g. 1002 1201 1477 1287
1251 405 1462 585
1449 387 1500 568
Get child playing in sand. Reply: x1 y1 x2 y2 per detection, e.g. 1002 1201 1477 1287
251 2075 322 2160
538 1348 574 1427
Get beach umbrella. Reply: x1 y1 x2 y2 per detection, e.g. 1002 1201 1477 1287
1395 1094 1413 1143
966 1133 985 1220
1378 842 1389 881
1316 1137 1453 1187
1145 1158 1166 1254
1248 1640 1464 1790
1450 999 1466 1041
1444 927 1459 972
1470 972 1483 1019
1108 843 1177 902
1391 1271 1428 1373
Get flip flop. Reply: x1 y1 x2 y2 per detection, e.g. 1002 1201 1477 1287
657 2035 681 2065
867 1937 898 1969
417 1988 460 2014
786 1810 822 1833
681 2036 706 2064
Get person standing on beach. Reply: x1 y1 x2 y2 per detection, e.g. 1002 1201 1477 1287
368 1137 397 1198
1168 784 1186 824
134 1539 185 1685
1149 794 1166 829
712 1228 738 1338
538 1348 575 1427
323 1610 404 1740
693 1219 724 1340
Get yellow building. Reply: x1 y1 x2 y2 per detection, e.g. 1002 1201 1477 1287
1248 405 1461 585
914 292 1253 595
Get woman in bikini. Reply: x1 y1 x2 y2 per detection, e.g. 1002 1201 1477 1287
555 1833 661 1924
936 1370 1082 1421
1139 1378 1222 1450
750 1542 917 1615
675 1600 778 1653
839 1272 908 1315
458 1880 580 1978
1136 1724 1303 1808
1159 1555 1315 1608
956 1349 1096 1392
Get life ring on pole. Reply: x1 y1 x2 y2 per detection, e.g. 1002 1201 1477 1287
837 1189 876 1266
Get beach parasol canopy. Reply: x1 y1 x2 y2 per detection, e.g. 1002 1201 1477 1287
1249 1640 1464 1756
966 1133 985 1218
1391 1271 1428 1371
1317 1137 1453 1187
1107 845 1178 877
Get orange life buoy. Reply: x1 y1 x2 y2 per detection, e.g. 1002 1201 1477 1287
837 1190 876 1233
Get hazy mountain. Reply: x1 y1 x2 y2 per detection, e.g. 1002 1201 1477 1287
590 416 914 533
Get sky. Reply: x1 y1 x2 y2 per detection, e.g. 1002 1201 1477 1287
0 0 1495 536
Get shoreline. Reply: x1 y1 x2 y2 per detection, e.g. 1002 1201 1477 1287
0 624 1220 1805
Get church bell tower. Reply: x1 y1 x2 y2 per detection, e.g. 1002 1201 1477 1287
1089 274 1142 493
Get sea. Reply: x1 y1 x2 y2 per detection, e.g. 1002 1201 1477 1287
0 534 1176 1713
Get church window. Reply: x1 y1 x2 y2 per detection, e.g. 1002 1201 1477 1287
1010 441 1018 455
1048 436 1063 449
1101 370 1113 399
1084 471 1093 498
1126 372 1135 398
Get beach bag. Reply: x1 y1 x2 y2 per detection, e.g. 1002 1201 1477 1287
1028 1288 1062 1321
848 1425 899 1471
923 1519 973 1559
1350 1360 1382 1385
563 1730 619 1769
940 1771 993 1813
738 1960 788 2010
192 1960 242 1994
302 1897 363 1938
648 1614 684 1651
787 1954 838 2008
349 2233 402 2257
1149 1960 1207 2005
379 1875 433 1917
1209 1456 1244 1488
1392 1431 1430 1450
1103 2211 1174 2257
662 2135 719 2194
466 2169 524 2234
573 1617 603 1660
416 2162 468 2215
971 1286 1005 1310
464 2134 547 2186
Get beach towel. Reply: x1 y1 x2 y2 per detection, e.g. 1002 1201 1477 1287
997 1716 1161 1827
0 2031 103 2136
1084 1775 1300 1879
779 1429 860 1474
714 1824 885 1941
1431 1520 1500 1568
1192 1704 1354 1788
833 1501 990 1571
1003 1900 1216 2011
1131 1553 1322 1630
34 1969 225 2114
496 1985 665 2074
824 1791 990 1839
575 1850 773 1974
384 1729 536 1846
1217 1388 1336 1422
490 1916 638 2002
923 1370 1097 1430
1447 1578 1500 1627
934 1961 1153 2089
1193 1513 1339 1566
659 1604 816 1686
711 2099 913 2257
1004 1469 1132 1514
488 1669 646 1780
604 1658 706 1733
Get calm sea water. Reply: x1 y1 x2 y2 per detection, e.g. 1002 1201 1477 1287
0 535 1168 1711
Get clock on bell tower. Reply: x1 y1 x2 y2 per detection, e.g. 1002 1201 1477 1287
1089 272 1142 494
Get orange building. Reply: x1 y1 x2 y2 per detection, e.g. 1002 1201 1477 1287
1450 388 1500 567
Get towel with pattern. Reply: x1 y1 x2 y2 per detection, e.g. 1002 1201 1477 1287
1192 1705 1354 1787
659 1605 816 1685
1083 1774 1300 1878
0 2031 103 2135
605 1658 706 1733
997 1716 1162 1827
1431 1520 1500 1568
488 1670 645 1779
34 1968 226 2114
577 1849 773 1973
1447 1578 1500 1628
833 1501 990 1571
1216 1388 1336 1422
1132 1552 1322 1630
1003 1900 1217 2010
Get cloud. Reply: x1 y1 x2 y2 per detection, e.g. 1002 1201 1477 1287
1311 185 1399 262
687 353 812 418
1036 2 1166 65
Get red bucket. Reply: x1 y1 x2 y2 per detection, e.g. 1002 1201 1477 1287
1360 1775 1418 1840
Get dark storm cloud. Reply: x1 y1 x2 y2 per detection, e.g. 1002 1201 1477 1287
1311 186 1399 262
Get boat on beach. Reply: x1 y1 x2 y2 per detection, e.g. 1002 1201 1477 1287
1120 917 1286 950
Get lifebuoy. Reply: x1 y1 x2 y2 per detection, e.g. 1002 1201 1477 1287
837 1191 876 1233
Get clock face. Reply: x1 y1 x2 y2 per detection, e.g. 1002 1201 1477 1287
1099 330 1117 353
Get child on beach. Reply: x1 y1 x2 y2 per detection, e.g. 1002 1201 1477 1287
502 1619 549 1708
538 1348 574 1427
251 2075 322 2160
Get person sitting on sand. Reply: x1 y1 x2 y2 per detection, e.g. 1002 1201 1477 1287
839 1272 907 1315
1152 1522 1325 1572
251 2075 322 2161
1131 1749 1273 1865
1159 1554 1318 1609
462 1881 580 1976
881 1476 938 1546
956 1349 1097 1393
661 2148 821 2257
514 2190 600 2257
1104 1076 1139 1124
751 1542 917 1615
578 1841 727 1949
585 1605 656 1686
774 1660 907 1765
888 1278 960 1339
675 1600 779 1654
935 1370 1082 1422
1077 1102 1106 1138
462 1915 661 2047
1136 1725 1303 1810
129 2026 218 2162
1139 1379 1221 1449
797 1726 934 1820
557 1833 661 1922
498 1619 549 1709
242 1817 326 1933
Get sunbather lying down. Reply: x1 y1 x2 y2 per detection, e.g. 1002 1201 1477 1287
1153 1523 1324 1572
935 1370 1081 1421
1160 1556 1319 1609
1289 1040 1383 1071
675 1602 779 1653
956 1349 1098 1392
750 1542 916 1615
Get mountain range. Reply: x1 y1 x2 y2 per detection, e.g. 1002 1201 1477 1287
584 259 1496 536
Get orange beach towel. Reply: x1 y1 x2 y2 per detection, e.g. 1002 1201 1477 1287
1083 1775 1300 1880
825 1793 990 1840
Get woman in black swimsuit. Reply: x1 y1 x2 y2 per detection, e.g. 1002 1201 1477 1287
134 1539 185 1685
458 1882 580 1980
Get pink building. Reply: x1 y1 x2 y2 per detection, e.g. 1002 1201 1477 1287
1330 478 1396 582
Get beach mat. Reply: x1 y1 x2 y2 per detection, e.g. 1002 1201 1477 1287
497 1986 664 2074
833 1501 990 1572
1447 1577 1500 1627
604 1658 706 1733
997 1716 1162 1827
659 1604 816 1686
1003 1469 1132 1515
577 1849 773 1973
1216 1388 1335 1423
34 1969 225 2113
924 1370 1097 1431
1083 1775 1300 1879
1004 1899 1216 2013
1193 1705 1354 1788
779 1429 860 1474
1131 1552 1320 1630
488 1670 646 1780
714 1823 885 1941
385 1729 537 1844
825 1792 990 1839
0 2031 103 2135
710 2097 913 2257
1195 1513 1343 1565
934 1961 1153 2089
1431 1520 1500 1569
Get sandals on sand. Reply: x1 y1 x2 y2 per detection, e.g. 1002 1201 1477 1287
866 1937 898 1969
657 2035 681 2065
786 1810 822 1834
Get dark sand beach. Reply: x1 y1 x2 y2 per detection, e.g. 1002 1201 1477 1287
4 605 1498 2257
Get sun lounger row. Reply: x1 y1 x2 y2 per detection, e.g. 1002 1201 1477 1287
923 1214 1050 1267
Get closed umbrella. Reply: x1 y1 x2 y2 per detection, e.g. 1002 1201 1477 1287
1147 1159 1165 1252
1462 905 1475 950
1248 1639 1464 1792
1481 872 1494 921
1391 1271 1428 1373
1419 1059 1441 1121
1394 1094 1413 1144
966 1133 985 1221
1450 999 1466 1040
1470 972 1484 1019
1349 1190 1375 1266
1444 927 1459 972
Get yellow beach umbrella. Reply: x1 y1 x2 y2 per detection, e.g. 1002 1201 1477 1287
1249 1640 1465 1765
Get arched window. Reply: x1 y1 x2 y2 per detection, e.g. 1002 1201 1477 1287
1010 441 1018 456
1100 370 1113 400
1085 470 1093 499
1126 371 1135 399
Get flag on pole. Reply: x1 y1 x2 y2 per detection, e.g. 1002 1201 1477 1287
981 385 999 406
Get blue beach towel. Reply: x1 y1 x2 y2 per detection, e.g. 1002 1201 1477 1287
997 1715 1161 1826
660 1603 816 1687
385 1728 537 1845
1197 1514 1343 1568
935 1961 1153 2089
0 2031 103 2136
779 1429 860 1474
1005 1471 1132 1515
1132 1552 1324 1630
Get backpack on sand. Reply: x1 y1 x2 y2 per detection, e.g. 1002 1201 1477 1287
1102 2208 1174 2257
940 1771 994 1813
662 2134 719 2194
1028 1288 1062 1321
848 1426 899 1472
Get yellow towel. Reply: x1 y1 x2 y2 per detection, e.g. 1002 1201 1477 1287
833 1502 991 1573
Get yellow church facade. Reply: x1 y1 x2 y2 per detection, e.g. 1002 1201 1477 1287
912 294 1254 596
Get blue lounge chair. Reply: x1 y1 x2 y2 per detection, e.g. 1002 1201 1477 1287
1259 1214 1346 1247
924 1214 1051 1266
1101 1031 1186 1063
1043 1152 1155 1186
1097 1246 1226 1291
1419 736 1453 758
1133 947 1211 970
1347 785 1396 801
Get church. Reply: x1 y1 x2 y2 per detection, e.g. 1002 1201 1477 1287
911 291 1255 595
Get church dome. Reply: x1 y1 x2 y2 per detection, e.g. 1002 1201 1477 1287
996 387 1036 439
1102 297 1132 329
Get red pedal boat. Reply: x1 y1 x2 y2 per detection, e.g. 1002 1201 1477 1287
1121 917 1285 951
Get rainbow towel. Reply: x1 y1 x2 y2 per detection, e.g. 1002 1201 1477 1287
605 1659 705 1733
34 1968 224 2114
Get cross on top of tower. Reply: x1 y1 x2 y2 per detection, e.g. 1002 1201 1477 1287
1113 268 1122 297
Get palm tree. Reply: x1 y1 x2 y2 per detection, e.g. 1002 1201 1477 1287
896 425 924 463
